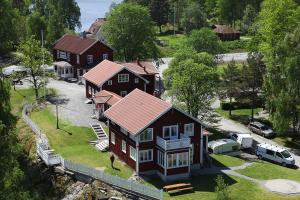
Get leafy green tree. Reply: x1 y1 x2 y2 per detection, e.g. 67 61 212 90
103 3 159 61
17 36 51 100
164 48 219 122
217 0 244 27
240 52 265 121
242 4 257 34
150 0 170 33
181 1 207 33
26 11 46 41
215 175 230 200
186 28 222 55
220 60 241 116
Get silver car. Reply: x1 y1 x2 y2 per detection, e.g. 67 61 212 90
248 121 275 138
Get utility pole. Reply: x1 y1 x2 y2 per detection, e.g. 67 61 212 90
56 103 59 129
41 29 46 101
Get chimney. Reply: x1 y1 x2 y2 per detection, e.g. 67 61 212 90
81 31 87 39
136 58 146 72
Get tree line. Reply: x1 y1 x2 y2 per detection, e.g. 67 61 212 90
0 0 81 54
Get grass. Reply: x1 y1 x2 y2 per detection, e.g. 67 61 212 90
237 160 300 183
157 34 187 57
30 107 133 179
10 88 40 114
148 174 297 200
272 135 300 150
216 107 263 125
211 154 245 167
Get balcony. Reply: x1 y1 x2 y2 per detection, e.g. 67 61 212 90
156 136 191 151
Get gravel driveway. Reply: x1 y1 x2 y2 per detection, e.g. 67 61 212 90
47 80 100 127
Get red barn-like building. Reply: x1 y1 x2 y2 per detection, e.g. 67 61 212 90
104 89 207 181
53 34 113 79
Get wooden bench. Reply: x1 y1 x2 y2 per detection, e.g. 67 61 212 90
163 183 193 193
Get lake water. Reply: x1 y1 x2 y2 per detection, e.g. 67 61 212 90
76 0 123 31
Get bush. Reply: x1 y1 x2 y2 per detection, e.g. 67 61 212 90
221 39 250 53
215 175 230 200
220 99 263 110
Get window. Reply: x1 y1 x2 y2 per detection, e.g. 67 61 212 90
67 52 70 61
139 149 153 163
158 151 165 167
266 149 274 155
190 144 194 164
57 50 60 58
139 128 153 142
103 53 108 60
163 125 178 139
130 146 136 161
184 123 194 136
77 55 80 64
167 152 189 168
111 132 115 145
59 51 67 59
108 80 112 85
118 74 129 83
120 91 127 97
120 127 127 134
135 78 139 84
122 140 126 153
276 152 282 158
87 55 93 64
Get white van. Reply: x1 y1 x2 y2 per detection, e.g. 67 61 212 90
256 143 295 167
229 133 253 149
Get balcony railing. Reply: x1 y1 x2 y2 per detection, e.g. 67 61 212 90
156 136 191 150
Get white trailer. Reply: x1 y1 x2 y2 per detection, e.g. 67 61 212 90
208 139 240 154
230 133 253 149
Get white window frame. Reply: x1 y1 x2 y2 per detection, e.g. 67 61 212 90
120 91 127 97
190 144 194 164
134 78 139 84
57 50 60 58
107 80 112 85
163 125 178 139
59 51 67 59
120 127 127 134
122 140 126 153
87 55 93 64
111 132 115 145
77 55 80 64
184 123 194 136
139 149 153 163
103 53 108 60
167 152 189 169
157 150 165 167
130 146 136 161
67 52 70 61
118 74 129 83
139 128 153 142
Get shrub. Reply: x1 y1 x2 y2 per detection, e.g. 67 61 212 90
215 175 230 200
221 39 250 53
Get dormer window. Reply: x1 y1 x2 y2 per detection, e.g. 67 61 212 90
118 74 129 83
87 55 93 64
108 80 112 85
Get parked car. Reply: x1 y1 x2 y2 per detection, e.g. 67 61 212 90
208 139 240 154
256 143 295 167
229 133 253 149
248 121 275 138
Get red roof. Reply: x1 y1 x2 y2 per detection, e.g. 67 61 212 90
212 25 240 34
83 60 155 86
122 61 159 75
93 90 122 106
104 89 172 135
53 34 98 55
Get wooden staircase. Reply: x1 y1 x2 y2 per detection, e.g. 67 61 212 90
90 123 109 152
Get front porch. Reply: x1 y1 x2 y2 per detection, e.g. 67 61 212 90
53 61 74 79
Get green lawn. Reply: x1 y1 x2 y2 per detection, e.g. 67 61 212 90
211 154 245 167
10 88 40 114
30 108 133 178
237 161 300 183
157 34 187 57
272 135 300 150
148 174 297 200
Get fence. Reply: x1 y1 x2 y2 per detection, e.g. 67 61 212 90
22 103 163 200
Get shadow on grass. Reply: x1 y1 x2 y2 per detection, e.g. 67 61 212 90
146 173 237 196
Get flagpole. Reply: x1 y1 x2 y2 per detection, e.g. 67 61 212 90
41 29 46 101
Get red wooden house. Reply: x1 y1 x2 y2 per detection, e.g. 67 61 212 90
83 60 160 98
53 34 113 79
104 89 206 181
212 25 240 41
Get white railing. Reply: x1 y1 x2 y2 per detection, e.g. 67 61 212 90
156 136 190 150
22 103 163 200
62 159 163 200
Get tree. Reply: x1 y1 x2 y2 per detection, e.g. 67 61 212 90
26 11 46 41
17 36 51 100
221 60 241 116
240 52 265 121
164 48 219 122
215 175 230 200
217 0 244 27
186 28 222 55
181 1 207 33
102 3 159 61
242 4 257 34
150 0 170 33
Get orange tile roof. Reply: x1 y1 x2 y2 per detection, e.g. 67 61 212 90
104 89 172 135
122 61 159 75
83 60 123 86
93 90 122 106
